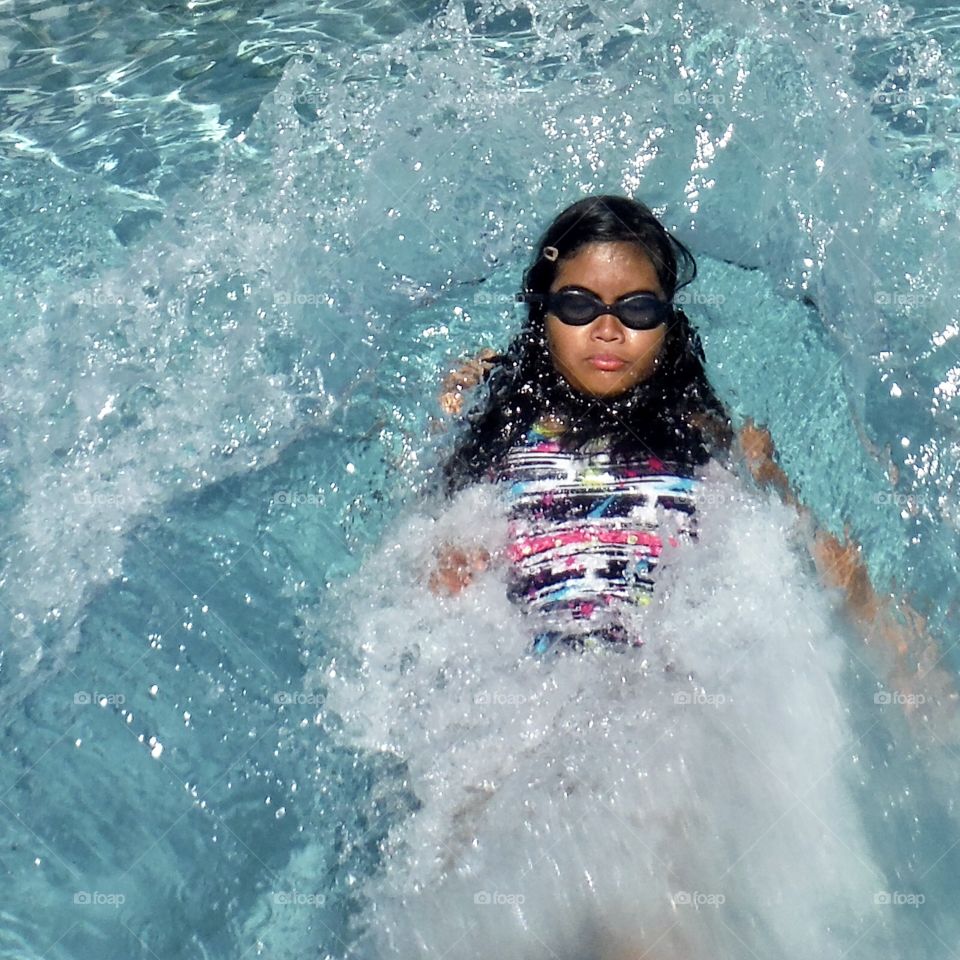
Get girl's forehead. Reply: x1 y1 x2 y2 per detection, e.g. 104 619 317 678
553 242 663 292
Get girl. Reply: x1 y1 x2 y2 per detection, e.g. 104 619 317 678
431 195 949 704
333 197 950 960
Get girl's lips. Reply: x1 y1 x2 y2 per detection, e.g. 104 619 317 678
588 356 626 370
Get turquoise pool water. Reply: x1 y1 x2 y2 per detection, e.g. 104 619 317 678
2 0 960 957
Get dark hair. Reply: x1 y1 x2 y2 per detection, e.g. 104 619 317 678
440 195 731 495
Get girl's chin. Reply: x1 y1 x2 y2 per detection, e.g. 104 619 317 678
567 380 637 400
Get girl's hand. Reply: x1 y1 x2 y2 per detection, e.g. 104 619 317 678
428 543 492 595
438 348 499 415
888 633 960 742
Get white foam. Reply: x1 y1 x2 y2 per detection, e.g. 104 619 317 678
314 464 892 958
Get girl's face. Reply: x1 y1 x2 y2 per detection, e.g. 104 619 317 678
545 241 668 398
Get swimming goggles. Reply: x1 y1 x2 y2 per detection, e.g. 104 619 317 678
516 289 673 330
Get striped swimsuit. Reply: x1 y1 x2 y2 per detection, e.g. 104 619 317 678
492 417 699 654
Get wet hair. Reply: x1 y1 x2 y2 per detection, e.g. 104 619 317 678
440 194 732 495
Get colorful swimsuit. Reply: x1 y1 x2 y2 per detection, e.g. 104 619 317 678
492 417 699 654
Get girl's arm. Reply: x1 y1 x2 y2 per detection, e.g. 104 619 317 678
430 349 502 592
739 421 957 727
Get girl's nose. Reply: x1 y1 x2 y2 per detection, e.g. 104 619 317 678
591 312 624 338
